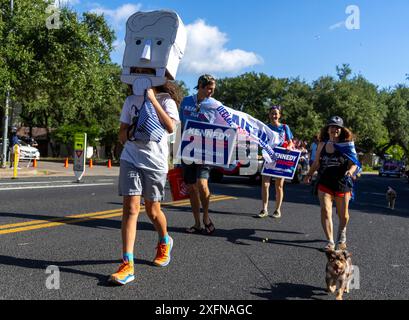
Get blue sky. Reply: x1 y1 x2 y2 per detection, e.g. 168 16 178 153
63 0 409 92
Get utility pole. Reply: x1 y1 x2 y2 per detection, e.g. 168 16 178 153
1 91 10 168
1 0 14 168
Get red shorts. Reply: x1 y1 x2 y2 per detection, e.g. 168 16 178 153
318 184 351 198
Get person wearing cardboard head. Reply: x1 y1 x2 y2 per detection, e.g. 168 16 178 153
109 10 186 286
179 74 217 235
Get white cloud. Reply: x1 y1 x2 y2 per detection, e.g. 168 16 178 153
112 39 126 60
181 19 262 74
91 3 142 30
87 6 262 74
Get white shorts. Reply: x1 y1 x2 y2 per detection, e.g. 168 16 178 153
118 160 166 202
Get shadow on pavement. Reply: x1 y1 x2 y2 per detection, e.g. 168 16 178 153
252 283 328 300
0 255 152 287
211 175 409 219
0 210 324 252
162 224 324 251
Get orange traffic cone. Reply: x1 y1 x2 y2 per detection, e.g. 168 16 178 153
89 159 93 168
33 159 37 168
107 159 112 169
64 158 69 168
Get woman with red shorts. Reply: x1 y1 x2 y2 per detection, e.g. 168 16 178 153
304 116 358 251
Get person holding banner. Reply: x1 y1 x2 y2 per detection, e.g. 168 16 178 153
258 105 294 219
180 74 217 235
110 82 180 285
304 116 359 252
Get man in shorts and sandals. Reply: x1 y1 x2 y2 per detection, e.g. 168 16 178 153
179 75 217 235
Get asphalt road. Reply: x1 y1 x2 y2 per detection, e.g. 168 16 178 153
0 173 408 300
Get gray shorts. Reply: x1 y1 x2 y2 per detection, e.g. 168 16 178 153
181 163 210 185
119 160 166 202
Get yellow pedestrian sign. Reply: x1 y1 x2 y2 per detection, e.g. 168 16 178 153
74 133 87 181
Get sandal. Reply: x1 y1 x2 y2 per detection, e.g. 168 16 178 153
186 226 203 234
203 219 216 235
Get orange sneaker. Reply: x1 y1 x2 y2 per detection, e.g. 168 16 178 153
153 236 173 267
109 261 135 285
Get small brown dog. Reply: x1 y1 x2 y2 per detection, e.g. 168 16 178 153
386 187 397 210
325 250 353 300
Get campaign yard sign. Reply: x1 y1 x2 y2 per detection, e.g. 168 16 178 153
178 120 237 168
261 147 301 180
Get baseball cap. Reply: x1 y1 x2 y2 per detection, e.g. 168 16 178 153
327 116 344 128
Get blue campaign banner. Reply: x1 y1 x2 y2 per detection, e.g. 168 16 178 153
177 120 237 168
261 147 301 180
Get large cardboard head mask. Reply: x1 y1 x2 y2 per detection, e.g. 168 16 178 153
121 10 187 95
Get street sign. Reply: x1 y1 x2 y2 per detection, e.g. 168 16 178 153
73 133 87 181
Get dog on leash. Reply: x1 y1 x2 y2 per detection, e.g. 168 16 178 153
386 187 397 210
325 250 353 300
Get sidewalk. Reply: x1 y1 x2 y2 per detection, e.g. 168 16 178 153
0 160 119 179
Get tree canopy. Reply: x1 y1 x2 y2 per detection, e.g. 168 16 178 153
1 1 408 160
214 70 408 159
0 0 127 157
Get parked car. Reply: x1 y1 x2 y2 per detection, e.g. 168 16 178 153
16 140 41 160
379 163 402 178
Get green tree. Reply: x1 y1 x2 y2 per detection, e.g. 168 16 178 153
385 145 405 160
280 78 322 141
312 74 387 151
214 72 277 120
336 63 352 81
0 0 126 157
215 73 322 141
382 85 409 158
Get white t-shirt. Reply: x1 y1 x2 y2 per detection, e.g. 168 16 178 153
120 93 179 173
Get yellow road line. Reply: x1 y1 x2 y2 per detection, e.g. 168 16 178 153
0 195 236 235
0 212 124 235
0 209 124 230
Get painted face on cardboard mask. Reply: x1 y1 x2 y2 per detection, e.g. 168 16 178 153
121 10 187 95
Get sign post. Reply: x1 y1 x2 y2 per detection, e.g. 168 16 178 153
73 133 87 182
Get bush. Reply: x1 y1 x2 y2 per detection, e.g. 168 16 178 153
362 164 376 172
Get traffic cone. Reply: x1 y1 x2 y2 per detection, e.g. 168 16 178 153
89 159 93 168
33 159 37 168
107 159 112 169
64 158 69 168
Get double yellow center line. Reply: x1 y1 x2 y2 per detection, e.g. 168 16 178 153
0 195 236 235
